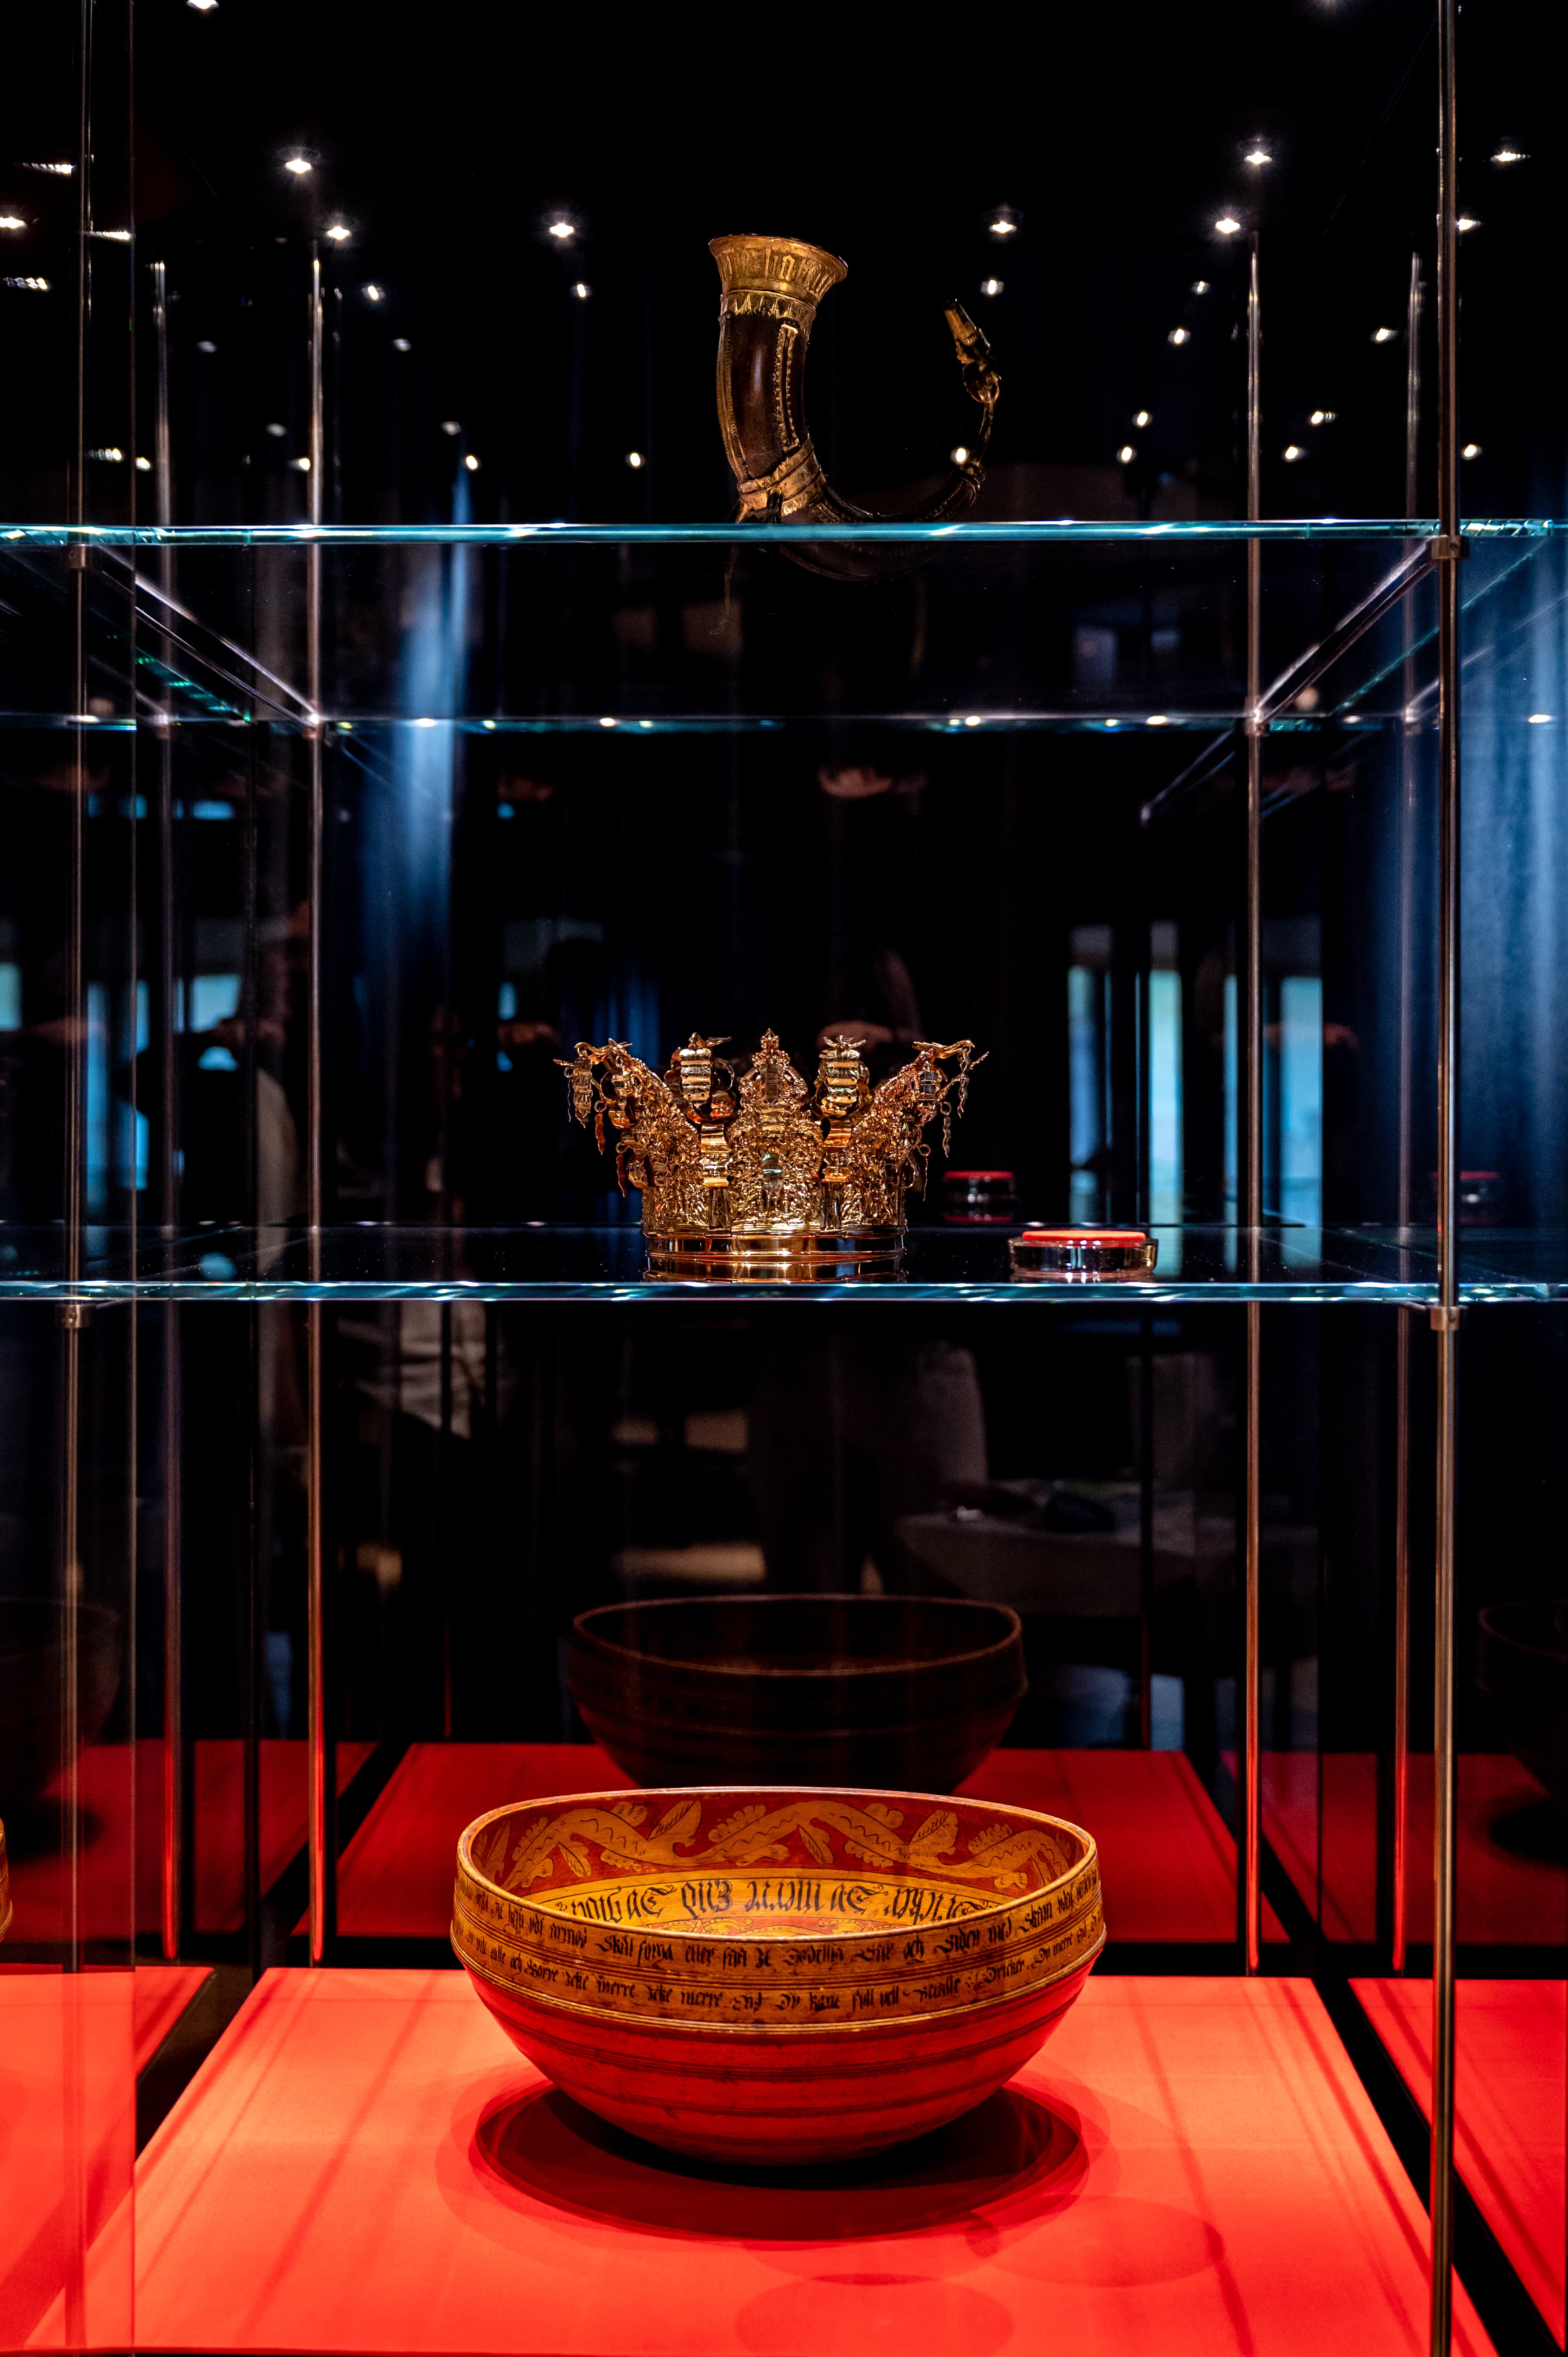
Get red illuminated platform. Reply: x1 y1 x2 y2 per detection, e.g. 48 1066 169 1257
1354 1976 1565 2343
132 1968 1492 2356
331 1741 1280 1947
3 1740 374 1947
1260 1754 1566 1946
0 1973 134 2352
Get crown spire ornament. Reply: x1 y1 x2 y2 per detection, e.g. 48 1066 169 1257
562 1030 984 1271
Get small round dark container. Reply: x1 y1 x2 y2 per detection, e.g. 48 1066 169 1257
568 1592 1027 1792
0 1599 121 1811
1476 1601 1568 1803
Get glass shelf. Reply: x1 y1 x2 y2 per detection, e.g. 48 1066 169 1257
0 519 1469 735
4 519 1554 547
1 1222 1563 1303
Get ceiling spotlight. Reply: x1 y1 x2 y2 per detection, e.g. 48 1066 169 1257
1491 147 1527 165
134 454 151 471
391 336 411 351
1244 146 1272 166
987 211 1017 239
265 421 285 436
1457 215 1480 232
1215 215 1242 235
1146 714 1170 726
362 283 383 302
1462 442 1481 459
951 445 970 465
283 156 312 175
196 339 215 353
1309 408 1335 425
1134 409 1151 428
1282 444 1305 462
547 217 576 241
324 222 350 242
289 455 310 471
1528 712 1552 724
187 1 217 11
571 281 590 299
1168 326 1190 345
464 453 480 471
1117 444 1136 464
4 275 49 289
0 216 25 231
1191 280 1210 295
440 420 460 436
625 450 644 469
980 277 1003 296
87 446 125 462
1373 325 1397 343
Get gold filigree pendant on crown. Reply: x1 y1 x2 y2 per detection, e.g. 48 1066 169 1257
561 1030 984 1276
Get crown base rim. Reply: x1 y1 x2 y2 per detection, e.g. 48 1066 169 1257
645 1228 905 1269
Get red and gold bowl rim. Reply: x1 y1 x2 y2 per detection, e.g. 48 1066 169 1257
453 1785 1103 2034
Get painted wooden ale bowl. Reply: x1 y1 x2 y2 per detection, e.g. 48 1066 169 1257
453 1784 1102 2166
567 1594 1026 1793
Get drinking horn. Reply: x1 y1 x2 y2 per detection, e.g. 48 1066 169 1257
710 233 999 574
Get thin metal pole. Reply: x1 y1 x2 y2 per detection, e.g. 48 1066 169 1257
1242 234 1264 1974
1393 251 1422 1977
59 0 95 2001
306 248 327 1965
1138 1311 1153 1748
1430 2 1461 2347
59 32 93 2338
153 256 183 1962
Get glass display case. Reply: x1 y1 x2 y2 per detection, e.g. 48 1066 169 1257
2 7 1564 2354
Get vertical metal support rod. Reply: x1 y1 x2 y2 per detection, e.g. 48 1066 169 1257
1430 2 1461 2347
1241 235 1264 1975
59 0 95 2003
306 249 327 1966
152 257 183 1962
1393 251 1423 1977
1138 1313 1154 1748
59 30 93 2339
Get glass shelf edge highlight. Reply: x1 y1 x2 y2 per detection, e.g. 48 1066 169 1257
0 1278 1465 1302
0 710 1266 737
1 517 1558 549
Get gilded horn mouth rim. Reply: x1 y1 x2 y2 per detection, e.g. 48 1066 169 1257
709 232 848 309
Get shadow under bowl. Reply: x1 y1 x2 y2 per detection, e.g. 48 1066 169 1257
1477 1600 1568 1804
453 1781 1101 2166
567 1592 1026 1792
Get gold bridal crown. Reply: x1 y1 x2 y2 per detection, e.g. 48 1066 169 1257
561 1030 983 1267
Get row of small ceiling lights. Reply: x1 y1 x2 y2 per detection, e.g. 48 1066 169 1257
1107 140 1528 475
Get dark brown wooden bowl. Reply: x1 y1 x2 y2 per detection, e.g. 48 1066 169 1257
567 1593 1026 1792
1477 1601 1568 1803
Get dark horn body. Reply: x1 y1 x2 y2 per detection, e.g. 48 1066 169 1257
710 233 999 568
